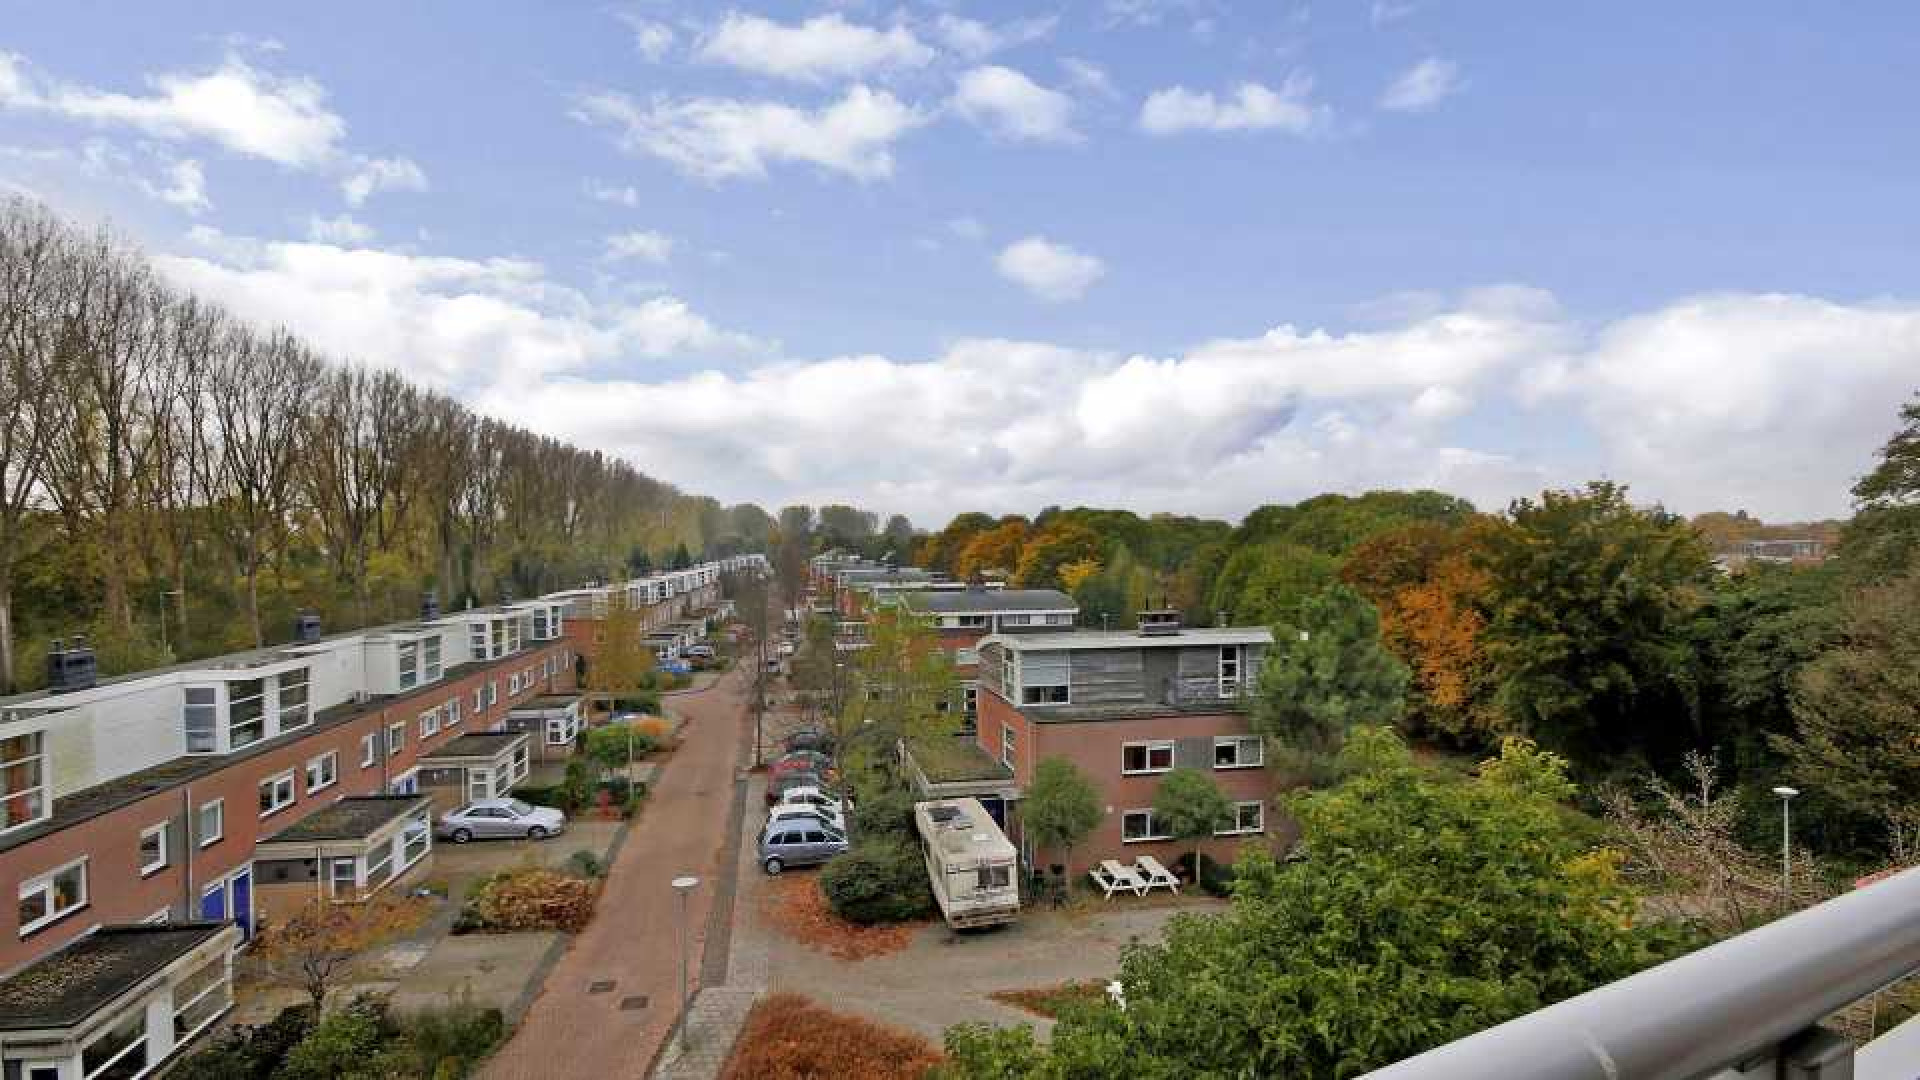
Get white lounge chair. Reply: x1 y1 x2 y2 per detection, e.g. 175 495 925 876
1094 858 1149 898
1134 854 1181 894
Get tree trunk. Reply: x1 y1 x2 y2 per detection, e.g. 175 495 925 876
0 574 14 695
245 567 263 649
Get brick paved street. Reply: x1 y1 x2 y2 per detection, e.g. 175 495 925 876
481 669 752 1080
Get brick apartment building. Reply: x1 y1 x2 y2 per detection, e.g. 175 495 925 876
0 554 763 1080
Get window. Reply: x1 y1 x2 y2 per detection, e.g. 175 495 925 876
278 667 311 731
1000 725 1015 769
258 771 295 817
0 731 49 829
1218 800 1266 836
387 722 405 757
976 864 1012 890
473 687 484 713
470 623 489 660
397 642 419 690
547 717 570 746
447 697 462 727
366 841 395 887
419 708 440 739
305 751 338 794
139 823 168 876
329 857 358 897
506 618 521 654
1018 651 1070 706
171 951 231 1042
423 636 443 682
197 799 223 847
389 769 419 796
508 673 521 695
361 732 378 768
81 1006 147 1080
183 687 218 753
1122 741 1175 775
487 681 499 706
490 620 507 658
229 678 266 749
955 647 979 666
513 743 530 780
18 858 86 935
401 809 430 868
1044 613 1074 626
1214 735 1264 770
1218 646 1243 696
1122 810 1171 843
1001 613 1033 627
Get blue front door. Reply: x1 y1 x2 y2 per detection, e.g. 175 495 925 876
231 869 253 939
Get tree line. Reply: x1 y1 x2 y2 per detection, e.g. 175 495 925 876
0 197 781 692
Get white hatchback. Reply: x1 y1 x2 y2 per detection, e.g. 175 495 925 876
767 801 846 833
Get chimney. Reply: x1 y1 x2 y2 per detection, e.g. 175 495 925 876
1137 610 1182 637
46 635 97 693
294 610 322 643
420 591 441 621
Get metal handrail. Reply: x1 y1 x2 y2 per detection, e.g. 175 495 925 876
1361 865 1920 1080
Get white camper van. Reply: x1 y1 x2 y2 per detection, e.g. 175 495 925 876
914 797 1020 929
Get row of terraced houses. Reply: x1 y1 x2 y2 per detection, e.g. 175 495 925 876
0 554 765 1080
809 554 1277 885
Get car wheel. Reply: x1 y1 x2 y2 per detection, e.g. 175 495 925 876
450 828 473 844
526 825 548 841
763 856 784 875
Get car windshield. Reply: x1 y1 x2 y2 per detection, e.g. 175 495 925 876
506 799 536 816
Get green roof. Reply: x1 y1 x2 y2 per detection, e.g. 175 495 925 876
905 735 1013 784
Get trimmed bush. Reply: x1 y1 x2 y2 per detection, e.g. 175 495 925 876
820 837 934 925
850 787 916 841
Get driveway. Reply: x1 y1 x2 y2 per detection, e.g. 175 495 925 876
481 668 752 1080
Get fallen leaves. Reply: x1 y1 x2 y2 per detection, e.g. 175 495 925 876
759 874 923 962
720 993 943 1080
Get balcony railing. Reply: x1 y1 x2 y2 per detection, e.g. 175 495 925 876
1162 675 1246 709
1360 865 1920 1080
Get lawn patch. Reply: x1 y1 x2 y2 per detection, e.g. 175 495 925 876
990 979 1110 1019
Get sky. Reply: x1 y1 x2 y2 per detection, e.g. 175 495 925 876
3 2 1917 529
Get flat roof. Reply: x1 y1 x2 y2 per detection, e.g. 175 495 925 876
903 736 1014 784
903 588 1076 614
0 923 230 1031
423 732 529 762
262 795 427 843
982 626 1273 651
514 694 580 710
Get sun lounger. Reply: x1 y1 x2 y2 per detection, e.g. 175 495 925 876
1134 854 1181 894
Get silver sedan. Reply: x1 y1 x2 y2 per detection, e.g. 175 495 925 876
435 797 567 843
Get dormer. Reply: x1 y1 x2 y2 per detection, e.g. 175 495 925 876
180 657 315 754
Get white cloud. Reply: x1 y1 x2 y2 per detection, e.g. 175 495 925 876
0 51 345 167
932 14 1057 59
696 13 933 83
1140 75 1329 135
603 229 674 264
306 213 375 244
574 84 925 182
1370 1 1417 26
148 158 209 213
341 155 427 206
619 16 677 61
1380 57 1461 112
996 236 1105 301
952 66 1078 142
1060 57 1119 100
585 180 641 207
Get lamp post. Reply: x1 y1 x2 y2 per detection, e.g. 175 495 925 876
672 874 699 1054
1772 786 1799 907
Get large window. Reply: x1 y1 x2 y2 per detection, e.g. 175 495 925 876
0 731 48 829
490 620 506 658
229 678 266 749
1214 735 1263 770
1217 800 1265 836
1122 809 1171 843
506 618 521 654
183 687 218 753
419 708 439 740
171 951 231 1042
397 643 419 690
366 839 395 887
197 799 223 847
423 636 443 682
1018 651 1070 706
277 667 311 731
18 858 86 936
139 823 168 877
305 751 338 794
400 809 431 869
80 1006 147 1080
1122 741 1174 775
258 771 295 817
470 623 489 660
1218 646 1243 697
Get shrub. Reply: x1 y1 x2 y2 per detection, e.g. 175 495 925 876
1174 851 1237 897
721 993 943 1080
172 1004 314 1079
278 996 391 1080
385 1002 505 1079
850 787 917 841
566 850 605 878
820 837 934 925
460 868 597 932
632 714 674 743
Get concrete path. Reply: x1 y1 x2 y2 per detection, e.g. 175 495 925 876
481 668 751 1080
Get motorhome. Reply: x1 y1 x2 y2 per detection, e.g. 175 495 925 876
913 797 1020 929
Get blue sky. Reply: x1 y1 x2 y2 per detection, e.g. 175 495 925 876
3 2 1916 525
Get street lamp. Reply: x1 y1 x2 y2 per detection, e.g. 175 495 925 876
1772 786 1799 906
672 875 699 1055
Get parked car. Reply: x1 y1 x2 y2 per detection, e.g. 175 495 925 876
767 801 847 833
684 644 716 659
436 798 567 843
765 770 824 804
775 785 847 816
783 729 833 755
759 819 849 874
771 750 833 776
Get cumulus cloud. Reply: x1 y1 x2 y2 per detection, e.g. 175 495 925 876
574 84 925 182
151 159 210 213
996 236 1105 301
306 213 374 244
603 229 673 264
619 16 677 61
696 12 933 83
341 155 427 206
0 50 344 166
1140 75 1329 135
932 14 1057 59
1380 57 1461 112
1060 57 1120 100
952 66 1078 142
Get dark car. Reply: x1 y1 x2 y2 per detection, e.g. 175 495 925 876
783 729 833 755
765 769 824 804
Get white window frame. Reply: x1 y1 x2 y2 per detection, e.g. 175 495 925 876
1000 725 1015 769
0 730 50 831
361 732 378 768
472 687 484 713
1218 645 1243 697
1217 800 1266 836
423 636 443 682
139 822 169 877
277 666 312 732
197 799 223 847
305 751 338 794
1122 740 1175 776
1122 809 1172 843
258 771 296 818
387 721 405 757
447 697 462 727
170 950 232 1045
397 642 419 691
80 1004 148 1080
509 673 521 695
18 857 87 936
487 681 499 706
419 708 440 740
1213 735 1264 770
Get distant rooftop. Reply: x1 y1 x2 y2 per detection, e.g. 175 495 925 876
984 626 1273 651
424 732 528 761
903 588 1076 615
0 923 231 1031
903 735 1015 784
262 795 427 844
